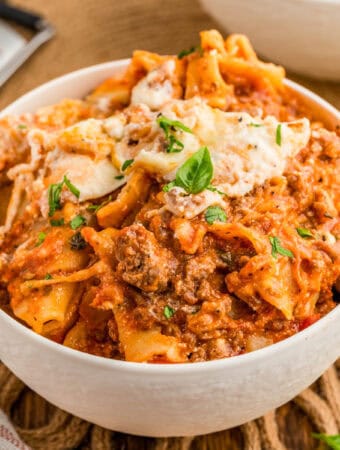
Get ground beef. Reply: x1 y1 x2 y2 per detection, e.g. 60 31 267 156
115 224 178 292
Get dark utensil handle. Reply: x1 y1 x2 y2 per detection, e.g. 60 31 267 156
0 3 44 31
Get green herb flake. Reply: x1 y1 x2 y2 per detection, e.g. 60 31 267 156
205 206 227 225
63 175 80 198
157 115 193 153
163 181 177 193
175 146 213 194
48 181 63 217
312 433 340 450
115 175 125 180
164 305 175 319
249 123 263 127
44 273 53 280
178 46 196 59
87 195 112 213
276 124 282 146
36 231 46 247
157 115 193 137
69 231 87 250
17 124 27 129
207 185 227 196
167 134 185 153
70 215 86 230
50 218 65 227
269 236 294 259
121 159 134 171
296 227 313 239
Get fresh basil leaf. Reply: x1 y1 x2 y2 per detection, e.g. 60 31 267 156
312 433 340 450
296 227 313 238
175 147 213 194
121 159 134 171
63 175 80 198
70 215 86 230
276 124 282 146
205 206 227 225
269 236 294 259
164 305 175 319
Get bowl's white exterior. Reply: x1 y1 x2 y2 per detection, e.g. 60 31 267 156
199 0 340 81
0 61 339 437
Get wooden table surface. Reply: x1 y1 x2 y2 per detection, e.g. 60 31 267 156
0 1 339 449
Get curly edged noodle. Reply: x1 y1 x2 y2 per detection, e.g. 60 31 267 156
0 30 338 363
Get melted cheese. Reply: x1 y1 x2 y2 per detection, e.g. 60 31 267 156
44 148 125 202
131 60 176 110
164 187 225 219
110 98 310 216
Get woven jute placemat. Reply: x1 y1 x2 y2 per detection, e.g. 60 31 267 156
0 0 339 448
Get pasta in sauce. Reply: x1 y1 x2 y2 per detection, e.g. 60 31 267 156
0 30 339 363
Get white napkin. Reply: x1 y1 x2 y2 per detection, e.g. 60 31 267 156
0 410 31 450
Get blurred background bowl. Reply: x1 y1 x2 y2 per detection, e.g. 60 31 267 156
199 0 340 81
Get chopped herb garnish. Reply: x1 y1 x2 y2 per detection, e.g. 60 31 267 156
178 46 196 59
276 124 282 146
157 115 193 153
69 231 87 250
163 180 177 193
269 236 294 259
157 115 193 137
36 231 46 247
18 124 27 129
121 159 134 171
296 227 313 239
164 305 175 319
48 181 63 217
167 134 185 153
114 175 125 180
48 176 80 217
87 195 112 213
207 185 227 196
312 433 340 450
249 123 263 127
70 215 86 230
205 206 227 225
44 273 53 280
63 175 80 198
50 218 64 227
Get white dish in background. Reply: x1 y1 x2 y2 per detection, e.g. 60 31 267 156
0 61 339 437
199 0 340 81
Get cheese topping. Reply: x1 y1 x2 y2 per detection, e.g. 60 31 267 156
110 97 310 201
131 60 176 110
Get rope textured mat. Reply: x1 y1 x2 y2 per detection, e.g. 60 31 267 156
0 360 339 450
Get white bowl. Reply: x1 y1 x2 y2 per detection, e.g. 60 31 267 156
199 0 340 81
0 61 339 437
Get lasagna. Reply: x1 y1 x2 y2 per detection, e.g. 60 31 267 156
0 30 339 363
